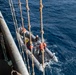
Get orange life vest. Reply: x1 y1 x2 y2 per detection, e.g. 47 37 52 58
39 42 46 51
22 27 26 33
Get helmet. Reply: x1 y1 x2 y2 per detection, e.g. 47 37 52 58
36 35 38 38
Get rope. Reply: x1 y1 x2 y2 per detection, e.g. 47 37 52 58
23 30 31 74
18 0 26 44
18 0 26 65
18 0 31 73
25 0 35 75
40 0 44 43
39 0 45 75
26 50 30 75
9 0 18 31
18 0 24 28
9 0 26 65
25 0 31 42
9 0 22 54
24 35 30 74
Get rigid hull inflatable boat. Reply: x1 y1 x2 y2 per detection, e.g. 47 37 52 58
16 27 58 72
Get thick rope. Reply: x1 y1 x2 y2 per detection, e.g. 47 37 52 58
18 0 26 44
25 0 35 75
18 0 31 73
9 0 22 54
9 0 18 31
18 0 24 28
9 0 26 64
40 0 44 43
18 0 27 65
18 0 25 61
39 0 45 75
25 0 31 42
26 50 30 75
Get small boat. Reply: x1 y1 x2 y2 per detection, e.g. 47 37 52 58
16 27 58 72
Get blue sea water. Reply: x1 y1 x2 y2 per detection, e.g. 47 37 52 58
0 0 76 75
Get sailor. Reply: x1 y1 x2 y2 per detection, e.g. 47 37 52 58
22 27 26 33
39 42 46 55
20 27 27 35
26 41 34 51
35 35 39 42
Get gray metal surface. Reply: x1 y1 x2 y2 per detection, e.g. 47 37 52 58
0 11 29 75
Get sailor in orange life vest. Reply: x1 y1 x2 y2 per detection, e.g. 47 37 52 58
20 27 27 34
26 40 34 51
39 42 47 55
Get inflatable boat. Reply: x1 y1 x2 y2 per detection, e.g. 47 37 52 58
16 27 58 72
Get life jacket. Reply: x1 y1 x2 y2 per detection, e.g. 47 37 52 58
26 41 33 50
25 38 29 44
43 42 46 48
39 42 46 51
29 44 33 50
21 27 26 33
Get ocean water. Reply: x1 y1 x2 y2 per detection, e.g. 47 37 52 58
0 0 76 75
